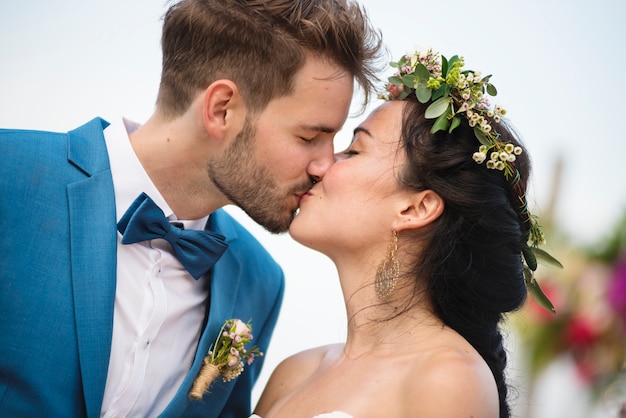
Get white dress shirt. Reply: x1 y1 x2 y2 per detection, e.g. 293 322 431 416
100 118 211 417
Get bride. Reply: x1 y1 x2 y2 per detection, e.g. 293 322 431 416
252 49 555 418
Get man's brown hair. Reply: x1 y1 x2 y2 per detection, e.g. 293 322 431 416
157 0 383 118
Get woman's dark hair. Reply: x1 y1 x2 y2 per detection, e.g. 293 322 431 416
398 97 529 418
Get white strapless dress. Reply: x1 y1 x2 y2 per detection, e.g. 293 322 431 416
250 412 353 418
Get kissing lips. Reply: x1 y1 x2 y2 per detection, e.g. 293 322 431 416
294 192 306 207
295 188 315 205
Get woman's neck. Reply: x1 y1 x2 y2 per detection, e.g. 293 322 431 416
335 260 443 358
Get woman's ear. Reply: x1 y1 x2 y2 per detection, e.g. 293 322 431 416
395 190 444 232
201 79 245 140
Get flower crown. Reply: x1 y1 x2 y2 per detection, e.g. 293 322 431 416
382 49 562 313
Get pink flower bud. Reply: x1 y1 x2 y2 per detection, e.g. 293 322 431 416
386 83 404 99
233 319 251 337
228 355 239 367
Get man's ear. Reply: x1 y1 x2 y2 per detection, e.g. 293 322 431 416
394 189 444 232
201 79 245 140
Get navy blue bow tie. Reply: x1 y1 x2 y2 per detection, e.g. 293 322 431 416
117 193 228 279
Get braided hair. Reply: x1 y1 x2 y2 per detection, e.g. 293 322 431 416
397 97 529 418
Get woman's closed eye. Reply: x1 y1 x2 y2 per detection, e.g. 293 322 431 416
341 149 359 156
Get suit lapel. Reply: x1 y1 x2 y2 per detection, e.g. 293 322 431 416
201 211 244 410
206 209 242 331
160 210 243 417
66 119 118 418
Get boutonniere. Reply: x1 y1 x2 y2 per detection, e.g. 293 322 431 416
189 318 263 400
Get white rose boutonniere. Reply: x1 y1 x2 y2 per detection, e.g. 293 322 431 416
189 318 262 400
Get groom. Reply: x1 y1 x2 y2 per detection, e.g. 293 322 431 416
0 0 381 416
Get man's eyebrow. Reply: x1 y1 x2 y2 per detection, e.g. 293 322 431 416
299 124 338 134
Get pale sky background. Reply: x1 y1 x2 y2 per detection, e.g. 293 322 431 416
1 0 624 416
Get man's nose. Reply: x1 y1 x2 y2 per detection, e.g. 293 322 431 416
306 140 335 183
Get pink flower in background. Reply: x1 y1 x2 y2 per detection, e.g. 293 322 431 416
608 258 626 326
564 316 597 348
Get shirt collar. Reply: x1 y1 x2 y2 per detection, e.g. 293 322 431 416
104 117 209 231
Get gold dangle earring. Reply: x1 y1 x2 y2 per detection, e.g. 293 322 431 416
375 230 399 299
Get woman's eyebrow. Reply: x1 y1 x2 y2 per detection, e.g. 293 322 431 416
353 126 372 137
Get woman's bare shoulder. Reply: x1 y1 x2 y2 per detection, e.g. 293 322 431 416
403 344 499 417
254 343 342 415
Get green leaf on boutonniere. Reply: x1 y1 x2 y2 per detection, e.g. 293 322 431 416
486 83 497 96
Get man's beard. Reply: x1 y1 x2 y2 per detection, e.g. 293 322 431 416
208 118 313 233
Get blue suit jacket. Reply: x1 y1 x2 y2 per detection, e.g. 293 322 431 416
0 118 284 417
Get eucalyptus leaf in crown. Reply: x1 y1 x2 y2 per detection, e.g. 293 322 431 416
382 49 562 313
